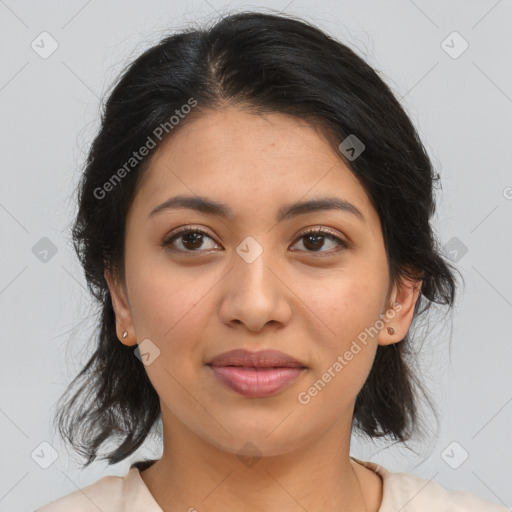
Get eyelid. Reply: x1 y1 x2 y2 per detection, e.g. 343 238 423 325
295 225 345 241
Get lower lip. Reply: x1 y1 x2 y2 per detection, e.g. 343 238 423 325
208 365 306 398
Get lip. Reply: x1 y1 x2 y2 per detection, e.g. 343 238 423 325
207 349 307 398
207 349 306 368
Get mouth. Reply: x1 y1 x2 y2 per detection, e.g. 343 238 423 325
206 349 307 398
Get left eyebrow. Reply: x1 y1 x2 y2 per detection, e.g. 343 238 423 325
277 196 365 223
148 194 366 223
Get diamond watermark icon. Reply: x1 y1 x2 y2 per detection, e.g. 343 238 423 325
442 236 468 263
134 338 161 366
31 441 59 469
338 134 365 161
237 442 262 468
441 31 469 59
31 31 59 59
236 236 263 264
441 441 469 469
32 237 58 263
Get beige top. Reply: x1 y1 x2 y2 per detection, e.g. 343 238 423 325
36 458 508 511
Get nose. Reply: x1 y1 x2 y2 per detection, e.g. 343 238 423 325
218 245 292 333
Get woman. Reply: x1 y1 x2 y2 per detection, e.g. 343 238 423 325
36 10 507 512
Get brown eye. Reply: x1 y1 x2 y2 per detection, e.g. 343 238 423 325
291 228 348 254
162 227 219 252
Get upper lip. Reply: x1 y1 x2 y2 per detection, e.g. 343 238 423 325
207 349 306 368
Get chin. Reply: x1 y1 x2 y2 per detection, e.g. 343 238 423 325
201 423 311 460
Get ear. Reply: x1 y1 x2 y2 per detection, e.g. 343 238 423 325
377 273 422 346
104 268 137 346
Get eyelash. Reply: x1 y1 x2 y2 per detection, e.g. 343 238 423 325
161 226 348 255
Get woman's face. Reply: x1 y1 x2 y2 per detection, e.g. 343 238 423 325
106 106 419 458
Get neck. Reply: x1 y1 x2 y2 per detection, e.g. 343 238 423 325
139 413 381 512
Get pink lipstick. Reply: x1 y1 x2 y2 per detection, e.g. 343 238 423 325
207 349 307 398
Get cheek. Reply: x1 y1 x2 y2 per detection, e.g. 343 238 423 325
305 273 387 345
296 269 386 399
125 259 215 400
125 251 216 346
298 283 380 411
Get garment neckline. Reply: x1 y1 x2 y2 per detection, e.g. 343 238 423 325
129 457 390 511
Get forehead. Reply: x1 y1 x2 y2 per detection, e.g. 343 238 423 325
130 106 378 229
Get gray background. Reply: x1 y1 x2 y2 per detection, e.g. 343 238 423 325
1 0 511 510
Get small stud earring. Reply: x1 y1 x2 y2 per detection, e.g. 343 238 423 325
387 327 395 335
122 331 128 339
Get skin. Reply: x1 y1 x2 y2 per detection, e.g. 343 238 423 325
105 105 422 512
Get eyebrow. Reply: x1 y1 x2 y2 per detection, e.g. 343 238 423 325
148 194 365 223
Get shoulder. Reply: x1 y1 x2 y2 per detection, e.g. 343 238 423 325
35 473 125 512
352 458 509 512
35 464 160 512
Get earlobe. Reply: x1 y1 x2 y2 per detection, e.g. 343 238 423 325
104 268 137 346
377 275 422 346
